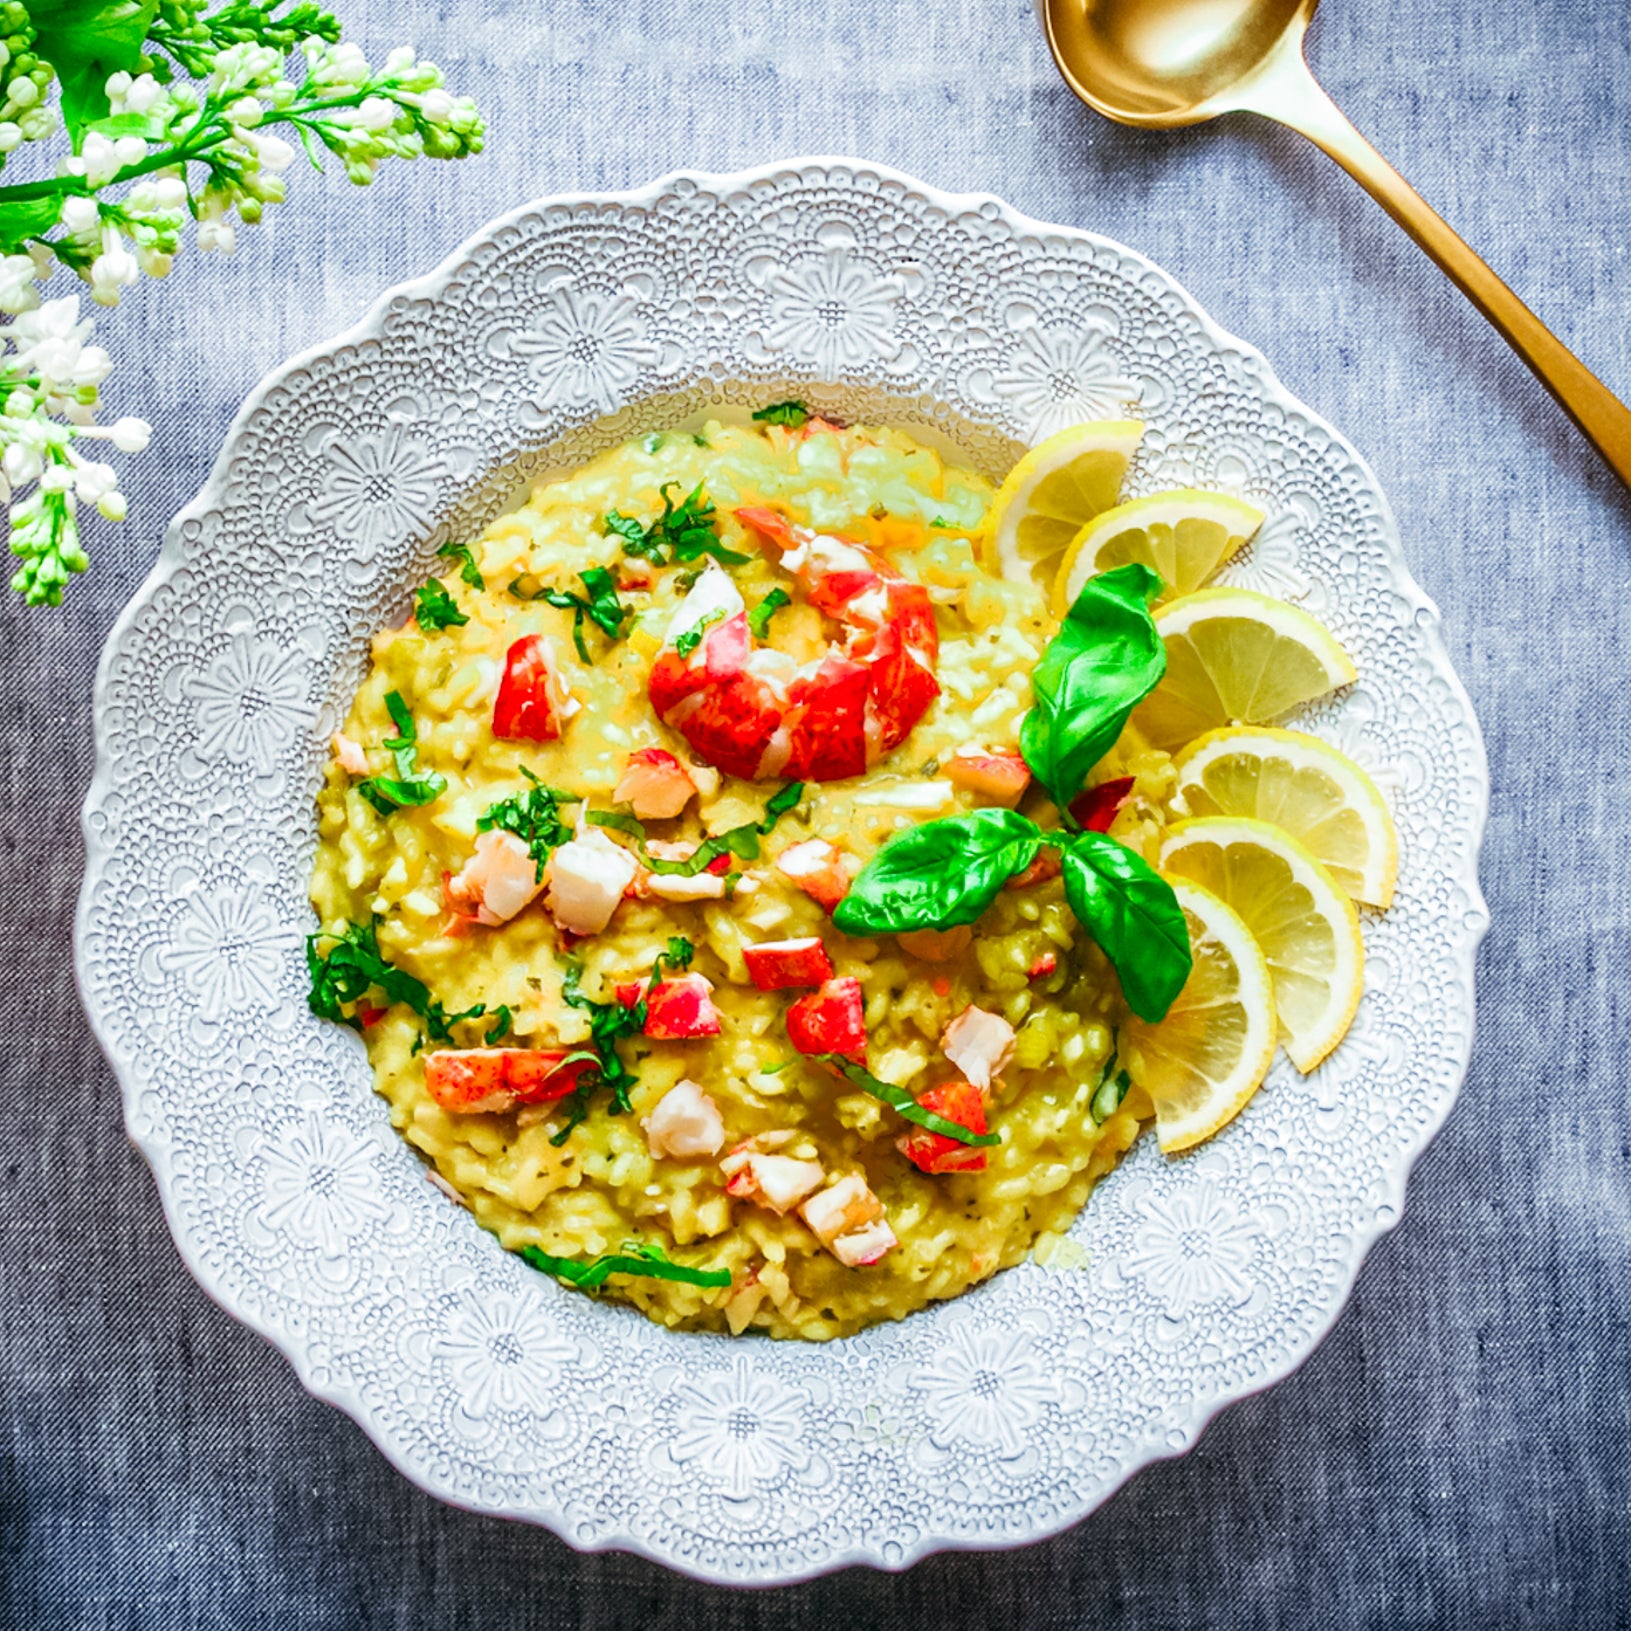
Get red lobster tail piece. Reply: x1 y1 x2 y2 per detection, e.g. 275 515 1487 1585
645 510 941 783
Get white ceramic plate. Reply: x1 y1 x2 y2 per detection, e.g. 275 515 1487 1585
76 160 1489 1583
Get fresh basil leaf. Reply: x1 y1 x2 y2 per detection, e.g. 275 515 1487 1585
517 1241 732 1290
832 809 1042 936
1058 831 1192 1023
415 578 468 631
824 1056 1001 1147
437 540 485 590
1019 563 1166 811
484 1005 512 1046
663 935 694 969
31 0 159 137
752 400 809 427
747 587 791 639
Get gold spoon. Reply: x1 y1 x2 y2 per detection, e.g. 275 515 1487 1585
1041 0 1631 489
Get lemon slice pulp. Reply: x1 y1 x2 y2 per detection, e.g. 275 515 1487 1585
1132 587 1357 753
1172 726 1398 909
1158 816 1365 1074
982 420 1143 587
1125 878 1278 1153
1053 488 1263 613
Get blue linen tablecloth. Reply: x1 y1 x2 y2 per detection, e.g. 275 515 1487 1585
3 1 1628 1623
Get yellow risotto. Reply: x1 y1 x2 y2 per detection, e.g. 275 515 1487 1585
309 417 1172 1340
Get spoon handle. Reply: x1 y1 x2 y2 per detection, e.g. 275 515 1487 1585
1237 46 1631 490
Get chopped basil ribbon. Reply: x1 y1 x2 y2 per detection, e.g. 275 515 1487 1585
477 771 581 882
674 606 725 659
1090 1040 1133 1125
1020 563 1167 812
832 567 1192 1021
752 400 810 427
587 783 804 878
355 690 447 815
518 1241 731 1290
306 918 497 1044
602 483 750 568
747 587 791 638
539 567 630 662
437 540 485 590
832 808 1040 935
548 938 694 1145
822 1056 1001 1147
414 577 468 631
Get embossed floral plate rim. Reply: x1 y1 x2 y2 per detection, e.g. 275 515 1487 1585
77 158 1489 1584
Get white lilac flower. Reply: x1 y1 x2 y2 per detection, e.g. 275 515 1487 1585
0 253 38 314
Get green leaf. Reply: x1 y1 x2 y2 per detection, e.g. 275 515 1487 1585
639 782 803 876
30 0 161 139
356 772 446 815
824 1057 1001 1147
0 196 67 253
541 568 630 661
478 772 581 881
307 919 492 1045
674 606 724 659
414 578 468 631
606 484 750 568
1019 563 1167 811
832 808 1042 936
517 1240 732 1291
752 400 809 427
437 540 485 590
586 808 646 841
1090 1041 1132 1125
1058 831 1192 1022
747 587 790 639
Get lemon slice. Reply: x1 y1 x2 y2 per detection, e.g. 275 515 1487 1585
982 420 1144 586
1131 587 1358 753
1124 879 1277 1153
1159 817 1364 1073
1172 727 1398 910
1053 489 1264 613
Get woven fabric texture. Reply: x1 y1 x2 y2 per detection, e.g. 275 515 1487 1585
2 0 1628 1625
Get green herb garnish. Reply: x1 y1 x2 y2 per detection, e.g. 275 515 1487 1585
831 567 1192 1022
355 691 448 816
477 770 581 882
518 1240 731 1290
674 606 726 659
603 483 751 569
747 587 791 639
1090 1043 1133 1125
548 938 694 1144
437 541 485 591
540 567 630 662
822 1056 1001 1147
414 578 469 631
640 782 803 877
1019 563 1168 812
752 400 810 428
306 919 492 1044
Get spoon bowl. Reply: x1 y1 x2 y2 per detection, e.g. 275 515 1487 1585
1040 0 1631 490
1043 0 1316 126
